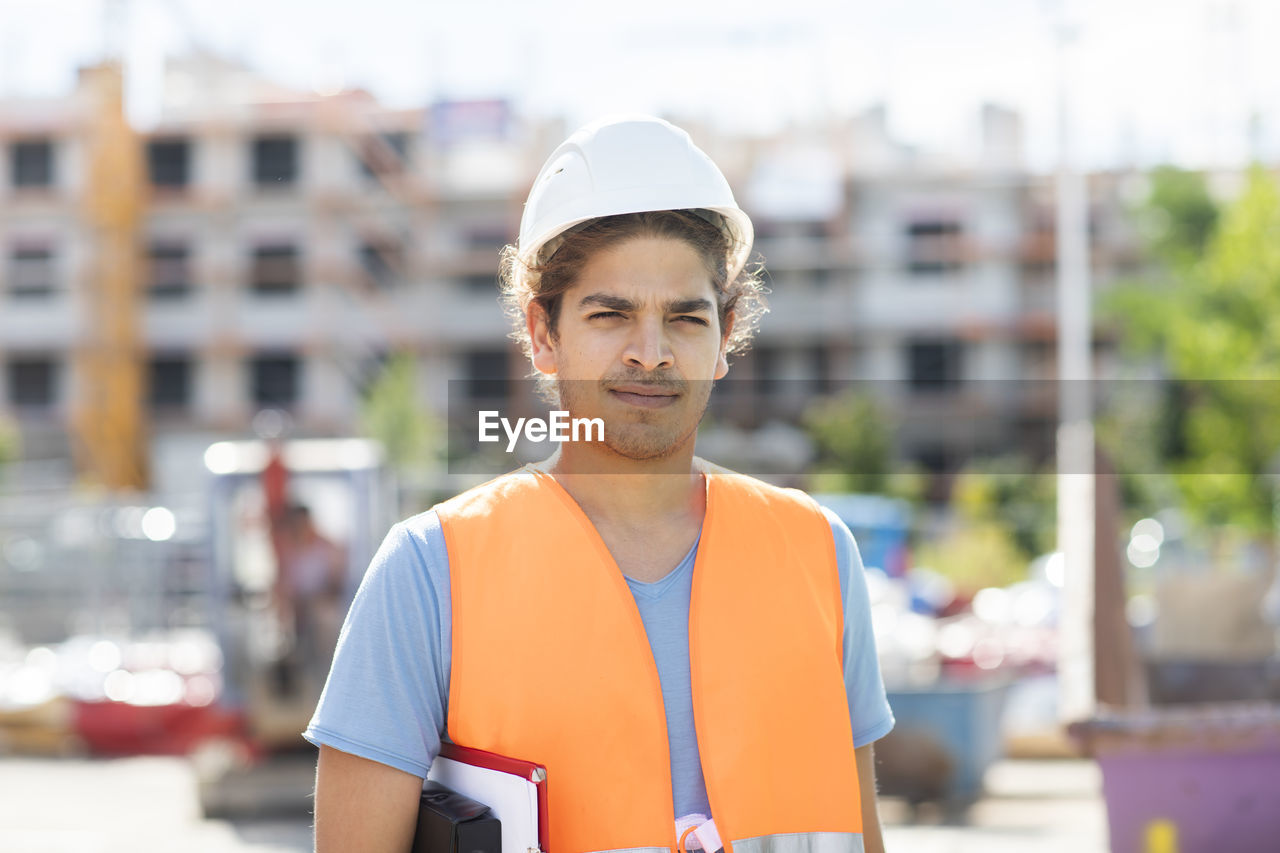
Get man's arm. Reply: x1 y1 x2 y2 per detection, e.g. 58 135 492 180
856 743 885 853
314 744 422 852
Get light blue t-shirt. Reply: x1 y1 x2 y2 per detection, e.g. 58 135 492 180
305 504 894 818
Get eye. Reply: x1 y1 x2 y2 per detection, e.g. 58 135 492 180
587 310 624 321
675 315 711 326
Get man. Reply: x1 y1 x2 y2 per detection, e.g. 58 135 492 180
307 116 894 853
273 503 345 695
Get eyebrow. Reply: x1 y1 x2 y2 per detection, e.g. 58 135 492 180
578 293 715 314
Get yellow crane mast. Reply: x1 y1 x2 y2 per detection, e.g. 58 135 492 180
72 61 149 491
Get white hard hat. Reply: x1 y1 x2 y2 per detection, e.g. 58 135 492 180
517 115 754 281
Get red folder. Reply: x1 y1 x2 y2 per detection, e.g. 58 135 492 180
426 741 549 853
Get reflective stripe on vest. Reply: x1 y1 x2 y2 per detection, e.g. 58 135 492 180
584 836 864 853
731 832 864 853
437 466 863 853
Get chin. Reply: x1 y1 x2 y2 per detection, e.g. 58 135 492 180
599 422 698 462
602 436 681 461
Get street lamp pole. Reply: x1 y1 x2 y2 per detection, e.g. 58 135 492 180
1053 9 1097 724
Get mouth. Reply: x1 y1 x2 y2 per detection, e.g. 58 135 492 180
607 385 680 409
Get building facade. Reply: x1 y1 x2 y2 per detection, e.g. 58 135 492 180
0 58 1142 490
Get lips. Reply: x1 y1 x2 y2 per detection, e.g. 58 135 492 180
607 384 680 409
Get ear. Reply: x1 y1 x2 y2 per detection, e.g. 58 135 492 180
714 310 735 381
527 303 559 376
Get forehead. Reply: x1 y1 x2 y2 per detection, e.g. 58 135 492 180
570 235 717 302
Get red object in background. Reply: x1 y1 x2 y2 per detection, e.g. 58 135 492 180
73 699 251 757
889 543 909 579
937 591 975 619
262 442 290 562
261 443 288 520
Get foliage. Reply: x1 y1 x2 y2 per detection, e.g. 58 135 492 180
801 390 922 500
0 415 18 468
1100 167 1218 359
1100 166 1280 538
801 394 1043 588
359 354 439 472
910 455 1056 593
1141 165 1220 269
950 456 1057 559
1094 382 1185 520
913 522 1030 592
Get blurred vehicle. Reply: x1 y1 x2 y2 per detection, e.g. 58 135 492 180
2 438 392 764
203 437 389 749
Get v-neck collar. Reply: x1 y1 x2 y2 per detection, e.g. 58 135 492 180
627 535 701 599
523 464 713 586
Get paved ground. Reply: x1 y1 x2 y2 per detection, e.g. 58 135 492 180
0 755 312 853
880 759 1109 852
0 755 1109 852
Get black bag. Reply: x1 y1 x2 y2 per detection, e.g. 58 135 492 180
412 781 502 853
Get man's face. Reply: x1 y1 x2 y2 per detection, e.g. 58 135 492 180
527 235 732 462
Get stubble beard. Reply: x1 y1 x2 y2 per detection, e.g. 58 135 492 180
556 377 714 462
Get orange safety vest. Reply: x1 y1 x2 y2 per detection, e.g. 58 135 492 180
436 466 864 853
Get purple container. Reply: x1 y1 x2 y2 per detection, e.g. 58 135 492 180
1074 706 1280 853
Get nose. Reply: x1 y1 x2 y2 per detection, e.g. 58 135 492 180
623 315 675 372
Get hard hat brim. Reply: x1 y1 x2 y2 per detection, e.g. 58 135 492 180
520 197 753 283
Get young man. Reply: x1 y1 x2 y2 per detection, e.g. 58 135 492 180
307 116 894 853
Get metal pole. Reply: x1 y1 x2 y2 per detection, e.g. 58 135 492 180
1054 13 1096 724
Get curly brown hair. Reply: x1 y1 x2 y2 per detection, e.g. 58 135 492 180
498 209 768 364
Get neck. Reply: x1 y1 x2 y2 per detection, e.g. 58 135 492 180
537 440 705 527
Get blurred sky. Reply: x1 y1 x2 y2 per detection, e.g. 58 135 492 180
0 0 1276 171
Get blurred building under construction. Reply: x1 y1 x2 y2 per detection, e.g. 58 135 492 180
0 54 1148 495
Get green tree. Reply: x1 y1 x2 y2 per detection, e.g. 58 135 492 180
1142 165 1220 268
0 415 19 469
909 456 1056 593
951 456 1057 559
1103 167 1280 541
912 521 1029 592
1102 167 1220 355
802 391 921 498
359 354 439 472
1094 381 1186 519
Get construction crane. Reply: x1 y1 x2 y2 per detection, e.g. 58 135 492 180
68 0 412 491
72 0 148 490
72 57 149 491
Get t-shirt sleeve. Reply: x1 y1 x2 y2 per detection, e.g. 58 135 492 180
303 511 452 779
822 506 895 748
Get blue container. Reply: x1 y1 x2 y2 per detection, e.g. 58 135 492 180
813 493 911 577
883 679 1011 802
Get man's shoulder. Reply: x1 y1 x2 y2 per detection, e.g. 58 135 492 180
699 458 824 514
432 467 543 522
